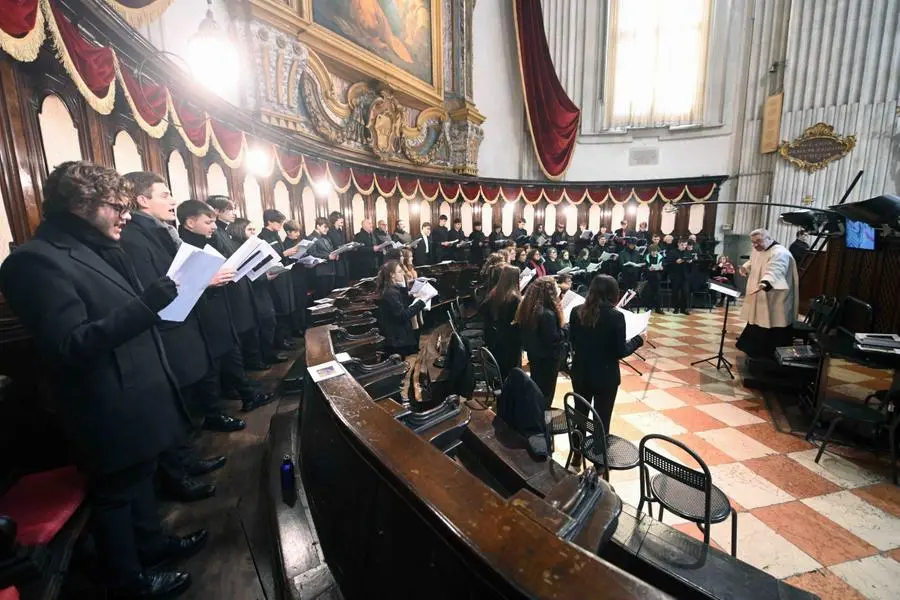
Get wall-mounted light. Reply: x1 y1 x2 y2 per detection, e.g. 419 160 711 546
246 146 273 177
313 180 333 197
627 204 637 215
188 0 239 96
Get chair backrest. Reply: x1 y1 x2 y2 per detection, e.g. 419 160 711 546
446 332 475 398
478 347 504 401
563 393 609 479
837 295 873 335
637 435 712 521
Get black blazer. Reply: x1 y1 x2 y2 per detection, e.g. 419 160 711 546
478 297 521 377
258 227 297 314
120 213 211 387
377 284 425 351
521 308 564 363
214 221 258 334
0 221 187 474
307 231 336 277
570 304 643 388
412 235 433 266
326 227 348 277
353 229 379 277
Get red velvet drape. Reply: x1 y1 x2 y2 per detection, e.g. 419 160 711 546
513 0 581 181
0 0 39 36
119 65 167 125
50 2 116 96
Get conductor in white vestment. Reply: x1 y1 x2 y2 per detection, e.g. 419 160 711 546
736 229 799 359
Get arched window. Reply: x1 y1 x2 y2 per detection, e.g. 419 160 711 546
688 202 705 234
611 203 626 228
438 201 451 224
398 198 410 229
166 150 191 204
207 163 229 197
112 130 142 174
588 203 601 232
243 175 264 232
460 202 473 234
636 203 651 229
543 204 556 235
502 202 514 235
523 203 534 233
301 186 316 236
352 193 365 233
565 204 578 235
375 196 388 226
327 189 341 215
481 203 493 233
274 181 291 222
660 204 676 234
38 95 81 174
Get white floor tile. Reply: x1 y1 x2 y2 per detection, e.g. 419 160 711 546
640 390 687 411
696 428 777 461
710 513 821 579
802 491 900 552
788 449 885 489
622 411 687 436
696 403 765 427
709 462 794 508
830 555 900 600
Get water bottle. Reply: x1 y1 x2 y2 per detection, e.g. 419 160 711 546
280 454 295 492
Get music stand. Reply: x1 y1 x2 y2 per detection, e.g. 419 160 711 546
691 281 741 379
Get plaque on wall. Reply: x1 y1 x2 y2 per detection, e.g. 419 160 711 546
759 92 783 154
777 122 856 173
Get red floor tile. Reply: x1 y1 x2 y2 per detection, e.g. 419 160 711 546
783 570 868 600
662 406 727 431
667 386 720 406
619 375 649 393
737 423 813 453
851 483 900 518
670 433 735 466
753 502 878 566
743 455 841 499
665 369 719 386
730 399 773 423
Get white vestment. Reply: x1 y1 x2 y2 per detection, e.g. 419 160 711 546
739 242 799 328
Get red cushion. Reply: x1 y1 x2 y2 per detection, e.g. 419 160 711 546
0 467 85 546
0 587 19 600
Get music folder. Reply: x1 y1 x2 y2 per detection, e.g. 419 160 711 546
708 281 741 298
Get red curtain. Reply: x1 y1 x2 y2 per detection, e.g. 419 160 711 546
119 66 167 125
513 0 580 181
0 0 39 36
50 3 116 97
210 120 245 163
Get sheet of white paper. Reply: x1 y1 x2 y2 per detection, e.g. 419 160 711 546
307 360 345 382
561 290 585 324
412 282 438 302
708 281 741 297
519 267 535 291
586 262 601 273
616 307 651 340
160 244 226 322
246 243 282 281
223 237 265 278
313 298 334 305
334 352 352 363
298 255 326 267
600 252 617 261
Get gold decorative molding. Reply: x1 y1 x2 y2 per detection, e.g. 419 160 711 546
778 122 856 173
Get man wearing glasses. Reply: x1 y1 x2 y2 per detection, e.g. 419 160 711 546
0 161 202 597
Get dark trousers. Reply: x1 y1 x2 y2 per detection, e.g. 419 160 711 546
620 269 639 295
315 274 335 300
157 442 197 485
528 355 559 409
88 459 168 585
216 347 257 402
672 277 690 311
643 273 661 310
573 381 618 436
238 327 263 367
255 312 277 361
182 370 223 424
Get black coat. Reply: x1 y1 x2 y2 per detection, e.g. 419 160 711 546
478 297 521 378
0 221 187 474
570 304 643 389
412 235 433 266
179 227 236 359
665 248 692 281
120 213 210 387
326 227 348 277
521 308 564 363
214 221 258 334
258 227 296 315
353 229 379 277
307 231 336 277
378 284 425 352
433 225 449 260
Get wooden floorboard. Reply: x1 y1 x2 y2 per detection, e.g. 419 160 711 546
159 349 301 600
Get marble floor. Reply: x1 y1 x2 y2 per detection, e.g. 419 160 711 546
538 307 900 600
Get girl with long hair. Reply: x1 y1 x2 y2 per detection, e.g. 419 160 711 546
399 247 418 281
478 265 522 378
376 260 426 357
479 252 507 282
558 249 573 270
545 247 561 275
570 275 644 462
526 248 547 278
514 248 528 269
516 276 565 407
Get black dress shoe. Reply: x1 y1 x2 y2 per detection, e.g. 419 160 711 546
144 530 208 570
274 340 296 351
109 570 191 599
244 362 271 372
161 477 215 503
202 414 246 432
242 392 277 412
186 456 226 477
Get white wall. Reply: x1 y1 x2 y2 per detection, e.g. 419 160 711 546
472 0 527 178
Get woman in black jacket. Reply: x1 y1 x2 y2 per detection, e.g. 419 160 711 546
479 264 522 379
570 275 644 442
377 260 426 357
516 276 565 407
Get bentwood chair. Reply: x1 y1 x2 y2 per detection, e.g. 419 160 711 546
637 434 737 556
477 347 504 409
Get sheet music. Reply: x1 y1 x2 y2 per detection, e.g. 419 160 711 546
519 267 535 291
160 244 226 322
561 290 585 324
246 243 282 281
616 307 651 341
333 242 363 257
708 281 741 298
586 262 602 273
599 251 618 262
373 239 394 252
223 237 271 282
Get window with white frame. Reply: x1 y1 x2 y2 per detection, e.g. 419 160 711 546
606 0 711 129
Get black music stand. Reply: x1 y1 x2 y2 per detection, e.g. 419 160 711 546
691 282 740 379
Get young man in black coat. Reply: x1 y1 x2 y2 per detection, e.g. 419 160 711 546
412 221 434 266
258 209 298 350
512 219 528 242
432 214 450 261
469 221 488 264
177 201 275 421
447 218 467 261
307 217 339 298
326 211 349 287
121 173 225 503
665 238 693 315
0 162 204 597
354 218 380 278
